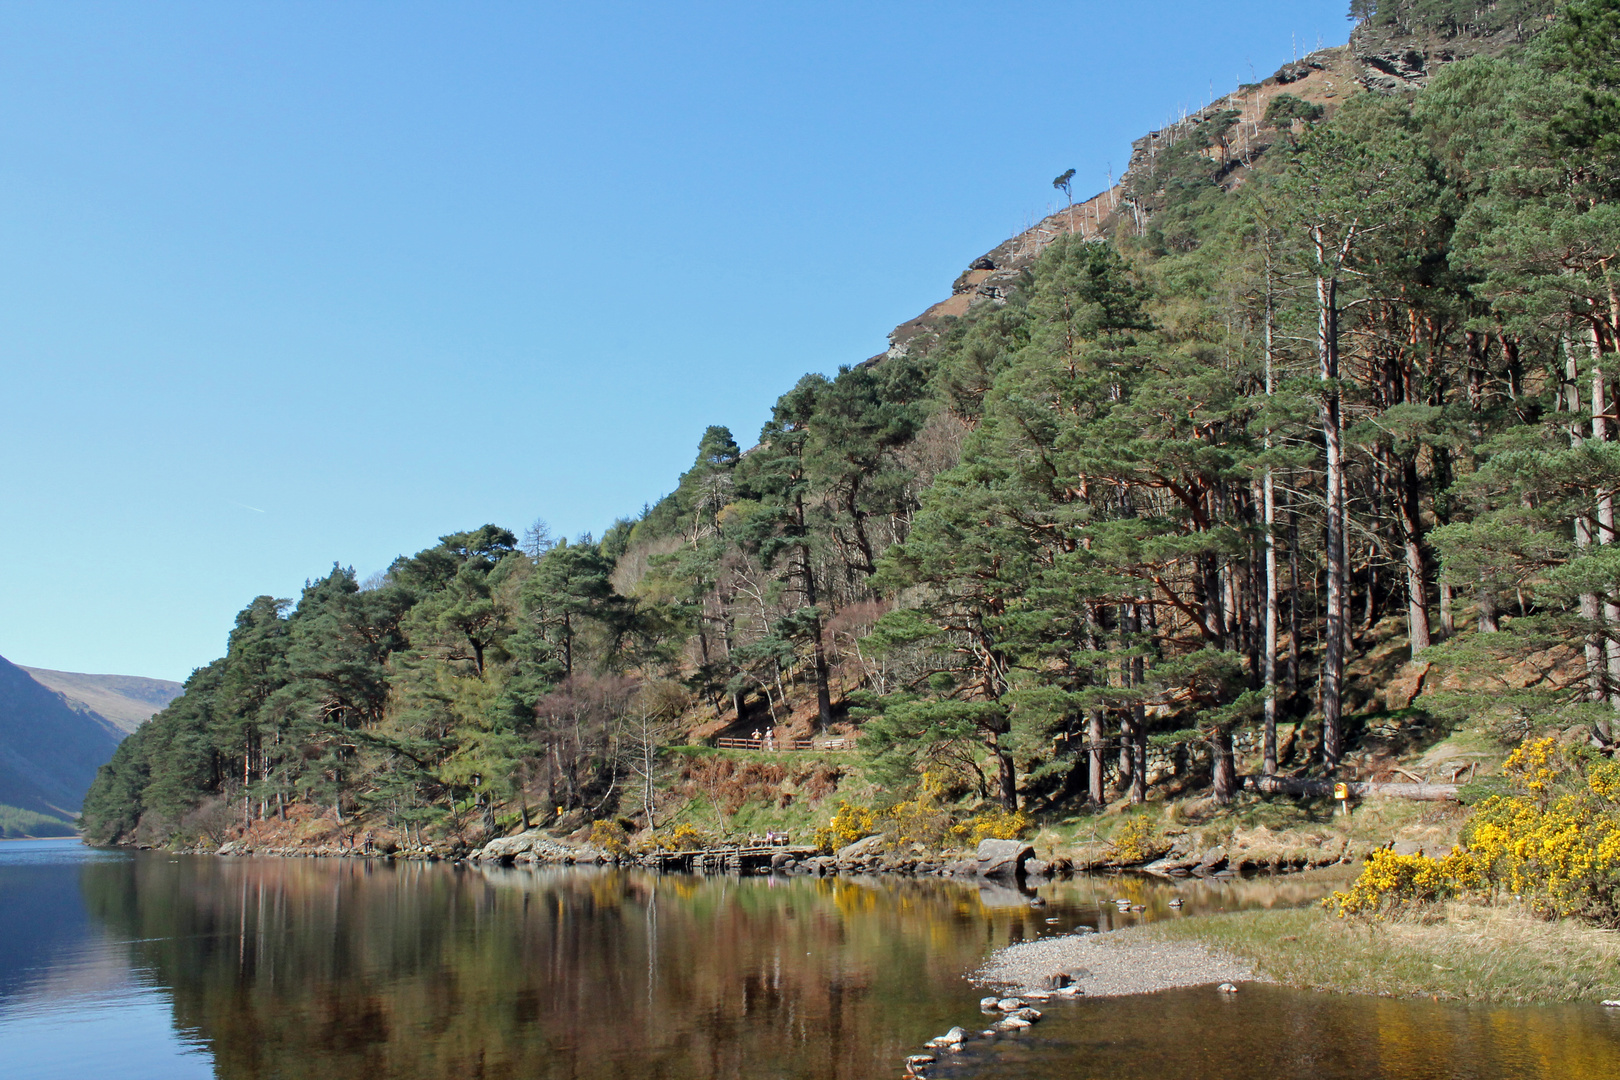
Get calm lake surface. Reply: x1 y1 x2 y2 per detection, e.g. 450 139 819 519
2 839 1618 1079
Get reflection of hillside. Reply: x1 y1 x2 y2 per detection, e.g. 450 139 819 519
1020 983 1620 1079
80 858 1074 1080
0 857 99 1001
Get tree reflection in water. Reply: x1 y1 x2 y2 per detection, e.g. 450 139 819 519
78 856 1620 1080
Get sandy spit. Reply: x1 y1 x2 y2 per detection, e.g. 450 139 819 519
973 927 1266 998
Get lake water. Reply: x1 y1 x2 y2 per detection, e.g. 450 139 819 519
2 838 1618 1079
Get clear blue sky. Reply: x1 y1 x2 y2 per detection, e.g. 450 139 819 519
0 1 1352 682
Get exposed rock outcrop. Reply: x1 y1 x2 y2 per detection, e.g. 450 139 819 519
473 830 595 865
873 17 1542 369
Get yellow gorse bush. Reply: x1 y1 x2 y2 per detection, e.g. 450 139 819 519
1329 847 1482 918
812 798 1031 852
813 801 879 850
1109 816 1170 865
657 821 711 851
589 819 629 855
1329 737 1620 925
959 807 1033 843
885 795 954 847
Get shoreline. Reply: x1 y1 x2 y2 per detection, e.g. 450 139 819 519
975 903 1620 1007
974 926 1264 997
126 840 1345 889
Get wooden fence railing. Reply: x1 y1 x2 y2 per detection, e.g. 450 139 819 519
713 737 853 752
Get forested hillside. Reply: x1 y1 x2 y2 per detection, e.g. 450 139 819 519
83 0 1620 849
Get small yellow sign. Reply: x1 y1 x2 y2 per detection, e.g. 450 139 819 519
1334 782 1349 801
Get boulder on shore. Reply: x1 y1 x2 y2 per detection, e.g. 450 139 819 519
836 834 886 864
977 839 1035 879
473 830 586 864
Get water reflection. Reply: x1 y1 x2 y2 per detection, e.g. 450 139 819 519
0 840 213 1080
947 984 1620 1080
80 857 1081 1080
4 843 1618 1079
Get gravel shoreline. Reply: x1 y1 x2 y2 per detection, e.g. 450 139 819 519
974 927 1266 998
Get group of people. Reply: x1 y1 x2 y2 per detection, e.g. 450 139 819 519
750 728 777 751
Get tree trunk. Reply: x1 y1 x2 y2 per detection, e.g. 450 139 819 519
243 743 252 833
1117 709 1136 795
1288 510 1301 694
1116 601 1136 796
1566 335 1607 699
1592 333 1620 709
1127 602 1147 805
1399 455 1431 651
994 734 1018 811
798 537 834 731
1087 708 1106 805
1262 267 1279 774
1316 250 1346 773
643 737 658 830
1264 466 1279 775
1084 603 1107 804
1212 727 1237 804
1478 585 1499 634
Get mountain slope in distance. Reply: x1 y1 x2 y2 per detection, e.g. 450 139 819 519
21 667 182 735
0 654 126 831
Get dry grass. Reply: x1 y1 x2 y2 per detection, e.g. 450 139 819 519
1143 902 1620 1004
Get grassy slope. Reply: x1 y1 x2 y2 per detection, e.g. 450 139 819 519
0 802 77 838
652 746 877 844
1144 904 1620 1005
21 667 182 735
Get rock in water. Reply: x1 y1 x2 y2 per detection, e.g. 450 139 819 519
1217 983 1239 994
995 998 1024 1012
978 996 1002 1011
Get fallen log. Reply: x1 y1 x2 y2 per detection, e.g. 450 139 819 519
1247 776 1458 801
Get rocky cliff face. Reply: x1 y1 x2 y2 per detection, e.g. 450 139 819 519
1348 9 1553 91
873 16 1542 364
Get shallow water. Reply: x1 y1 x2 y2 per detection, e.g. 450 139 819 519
0 838 1616 1079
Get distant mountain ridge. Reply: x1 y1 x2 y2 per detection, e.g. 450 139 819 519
0 655 171 836
21 667 182 735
